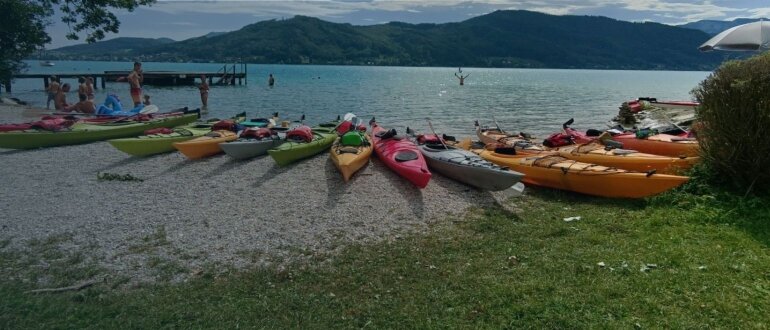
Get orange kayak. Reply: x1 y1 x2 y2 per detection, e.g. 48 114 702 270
610 134 698 158
470 147 689 198
518 142 698 174
173 130 238 159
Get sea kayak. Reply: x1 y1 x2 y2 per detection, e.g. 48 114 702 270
108 111 246 157
173 130 238 160
220 128 284 160
370 119 431 188
470 146 688 198
0 109 200 149
330 130 373 181
267 125 337 166
416 134 523 191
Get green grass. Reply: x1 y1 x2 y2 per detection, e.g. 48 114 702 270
0 189 768 328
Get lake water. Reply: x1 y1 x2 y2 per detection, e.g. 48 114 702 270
7 60 709 137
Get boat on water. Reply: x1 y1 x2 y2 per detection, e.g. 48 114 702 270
39 61 55 67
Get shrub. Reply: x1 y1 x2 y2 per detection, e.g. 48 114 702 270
691 52 770 194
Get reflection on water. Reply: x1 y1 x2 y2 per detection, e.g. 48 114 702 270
10 60 708 138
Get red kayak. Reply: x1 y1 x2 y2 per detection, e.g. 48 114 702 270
369 118 431 188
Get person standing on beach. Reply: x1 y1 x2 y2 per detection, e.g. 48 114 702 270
46 76 60 109
127 61 143 106
199 75 209 107
54 83 71 110
85 77 95 100
77 77 87 100
268 73 275 87
455 72 468 85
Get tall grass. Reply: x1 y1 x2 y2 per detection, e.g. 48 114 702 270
692 52 770 194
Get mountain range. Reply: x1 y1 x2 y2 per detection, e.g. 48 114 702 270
48 10 736 70
679 18 765 36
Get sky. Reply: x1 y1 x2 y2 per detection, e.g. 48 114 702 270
45 0 770 48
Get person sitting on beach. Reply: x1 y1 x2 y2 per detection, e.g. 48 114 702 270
85 77 95 100
65 93 96 114
46 76 60 109
143 94 151 106
54 83 71 110
127 61 143 107
454 72 470 86
199 75 209 106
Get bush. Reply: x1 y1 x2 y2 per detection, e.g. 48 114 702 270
691 52 770 194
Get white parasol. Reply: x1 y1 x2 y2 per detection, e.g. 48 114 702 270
699 20 770 52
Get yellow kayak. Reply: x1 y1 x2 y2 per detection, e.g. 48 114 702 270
330 131 373 182
469 146 689 198
173 130 238 160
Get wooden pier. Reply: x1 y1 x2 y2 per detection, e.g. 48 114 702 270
3 64 247 93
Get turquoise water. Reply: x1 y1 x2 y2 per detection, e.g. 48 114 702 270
7 60 709 137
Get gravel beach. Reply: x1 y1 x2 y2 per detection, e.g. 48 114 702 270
0 103 518 285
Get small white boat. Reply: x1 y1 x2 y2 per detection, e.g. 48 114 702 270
39 61 55 67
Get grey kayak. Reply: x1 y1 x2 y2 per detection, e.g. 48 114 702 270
419 144 524 191
220 137 284 160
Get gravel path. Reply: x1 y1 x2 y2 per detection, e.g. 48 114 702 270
0 103 515 285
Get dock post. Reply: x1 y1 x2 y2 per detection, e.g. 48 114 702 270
44 77 50 89
92 76 97 90
4 80 10 93
101 76 106 89
244 63 247 85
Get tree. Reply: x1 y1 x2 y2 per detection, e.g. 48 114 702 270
0 0 155 83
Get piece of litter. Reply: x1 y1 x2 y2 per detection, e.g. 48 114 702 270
563 216 581 222
597 262 606 267
646 264 658 269
698 266 707 270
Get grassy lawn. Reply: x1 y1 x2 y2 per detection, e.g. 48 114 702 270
1 187 768 328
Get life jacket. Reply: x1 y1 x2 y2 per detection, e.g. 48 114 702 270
543 132 573 147
144 127 174 135
286 125 313 143
240 128 274 139
340 131 364 146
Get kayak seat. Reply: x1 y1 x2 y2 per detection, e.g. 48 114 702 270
338 146 359 154
494 147 517 155
394 150 418 162
376 129 397 139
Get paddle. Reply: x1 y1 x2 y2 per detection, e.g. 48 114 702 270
492 115 506 134
425 118 449 150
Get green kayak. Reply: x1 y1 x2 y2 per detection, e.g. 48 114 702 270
267 126 337 166
108 112 246 157
0 110 200 150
